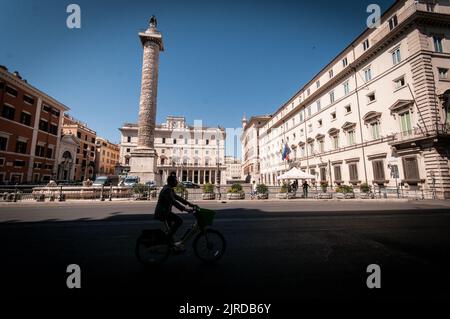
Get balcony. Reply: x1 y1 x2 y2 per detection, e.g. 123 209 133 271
389 124 449 145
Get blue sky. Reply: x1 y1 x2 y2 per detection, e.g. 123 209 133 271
0 0 393 156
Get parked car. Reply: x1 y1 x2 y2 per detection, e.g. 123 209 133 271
93 175 120 187
145 181 157 190
123 176 140 187
180 181 200 189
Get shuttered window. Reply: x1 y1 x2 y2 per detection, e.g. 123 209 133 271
334 165 342 181
349 163 358 181
320 167 327 181
402 156 420 181
372 160 385 181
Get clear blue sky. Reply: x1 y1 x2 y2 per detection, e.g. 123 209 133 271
1 0 393 155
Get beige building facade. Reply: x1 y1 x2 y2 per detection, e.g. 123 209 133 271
245 0 450 198
240 115 270 183
225 156 242 182
119 116 226 185
95 137 120 176
62 116 97 181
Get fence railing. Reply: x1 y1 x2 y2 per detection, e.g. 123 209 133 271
0 184 438 202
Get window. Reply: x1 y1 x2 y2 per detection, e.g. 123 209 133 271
439 68 448 80
127 136 131 143
392 48 401 65
42 105 51 112
342 57 348 67
308 124 313 133
334 166 342 181
316 80 320 88
394 76 406 89
39 119 48 132
18 112 31 126
173 139 177 144
307 88 310 96
49 124 58 135
14 160 26 167
319 139 325 153
371 122 381 139
0 136 7 151
77 132 81 139
399 111 412 135
35 145 45 157
367 92 376 103
372 160 385 182
343 82 350 95
329 91 335 104
2 104 15 120
5 86 18 97
317 100 321 111
349 163 359 182
345 105 352 113
23 95 35 105
308 142 314 154
206 139 209 145
51 109 60 117
300 129 304 137
347 130 356 146
403 156 420 182
320 167 327 181
184 138 188 144
363 39 370 51
332 135 339 150
388 15 398 30
364 68 372 82
433 36 443 53
16 140 27 154
91 137 95 143
318 119 323 127
427 3 435 12
329 69 334 78
307 106 312 118
331 112 336 120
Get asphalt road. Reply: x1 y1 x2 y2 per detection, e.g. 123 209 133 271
1 200 450 304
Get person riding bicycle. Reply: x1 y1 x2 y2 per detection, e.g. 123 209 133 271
154 175 197 249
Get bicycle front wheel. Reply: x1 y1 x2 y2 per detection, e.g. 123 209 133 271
135 235 170 266
193 229 226 264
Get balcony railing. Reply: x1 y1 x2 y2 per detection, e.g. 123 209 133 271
390 124 449 143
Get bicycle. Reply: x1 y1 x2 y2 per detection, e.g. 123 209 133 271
136 206 226 266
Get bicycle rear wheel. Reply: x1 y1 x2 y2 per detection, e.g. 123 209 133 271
135 235 170 266
193 229 226 264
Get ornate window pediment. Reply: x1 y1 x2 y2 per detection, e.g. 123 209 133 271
341 122 356 131
315 133 325 140
389 99 413 114
328 128 340 136
363 111 382 124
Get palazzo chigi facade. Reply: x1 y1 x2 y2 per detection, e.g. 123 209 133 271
244 0 450 198
119 116 226 185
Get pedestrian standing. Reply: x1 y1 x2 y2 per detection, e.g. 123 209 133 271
303 180 309 198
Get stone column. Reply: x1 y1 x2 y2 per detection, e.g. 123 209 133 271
129 17 164 183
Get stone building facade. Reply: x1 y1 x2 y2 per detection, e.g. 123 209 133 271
225 156 242 183
95 137 120 176
0 66 68 184
119 116 226 185
240 115 270 183
244 0 450 198
62 115 97 181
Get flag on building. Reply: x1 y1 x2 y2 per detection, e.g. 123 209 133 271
282 143 291 161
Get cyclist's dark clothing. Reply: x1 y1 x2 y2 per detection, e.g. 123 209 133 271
154 184 189 237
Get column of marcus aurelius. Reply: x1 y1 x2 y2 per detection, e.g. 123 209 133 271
129 16 164 183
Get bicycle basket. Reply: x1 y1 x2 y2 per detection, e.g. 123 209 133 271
196 208 216 228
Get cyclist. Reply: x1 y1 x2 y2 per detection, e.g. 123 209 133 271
154 175 197 250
